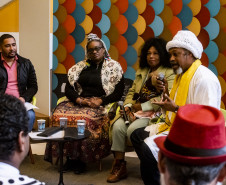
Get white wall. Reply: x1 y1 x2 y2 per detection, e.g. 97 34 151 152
19 0 51 115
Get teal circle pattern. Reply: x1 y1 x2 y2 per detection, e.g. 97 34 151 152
97 0 111 14
53 35 58 52
96 14 111 34
208 64 218 76
124 4 138 25
52 92 58 110
124 66 136 80
53 15 59 33
102 35 110 50
123 46 137 66
128 0 136 3
52 54 58 71
204 18 219 40
53 0 59 13
204 41 219 63
150 0 164 15
148 15 164 37
71 45 85 63
76 0 85 4
71 24 85 44
71 4 85 24
177 5 193 29
52 73 58 90
182 0 192 4
123 24 138 45
205 0 220 17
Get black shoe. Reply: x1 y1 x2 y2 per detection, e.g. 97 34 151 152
73 160 86 174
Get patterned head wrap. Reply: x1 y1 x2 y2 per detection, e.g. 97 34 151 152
86 33 111 60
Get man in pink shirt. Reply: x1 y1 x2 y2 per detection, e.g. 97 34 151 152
0 34 38 131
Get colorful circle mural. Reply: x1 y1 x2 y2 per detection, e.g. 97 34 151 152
52 0 226 108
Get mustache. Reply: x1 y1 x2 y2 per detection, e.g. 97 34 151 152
170 60 176 64
6 52 17 58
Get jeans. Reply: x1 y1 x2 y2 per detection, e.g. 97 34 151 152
27 109 35 132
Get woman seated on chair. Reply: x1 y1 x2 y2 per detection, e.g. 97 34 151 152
107 37 175 183
44 33 124 174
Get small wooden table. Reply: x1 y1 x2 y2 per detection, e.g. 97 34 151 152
29 127 91 185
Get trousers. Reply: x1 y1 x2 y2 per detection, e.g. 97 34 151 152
111 117 150 152
130 127 160 185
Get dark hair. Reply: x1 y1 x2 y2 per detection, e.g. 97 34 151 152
0 94 29 160
164 156 225 185
139 37 171 69
0 34 15 46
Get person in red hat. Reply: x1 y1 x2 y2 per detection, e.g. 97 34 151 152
155 104 226 185
130 30 222 185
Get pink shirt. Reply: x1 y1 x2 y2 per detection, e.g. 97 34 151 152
2 55 20 98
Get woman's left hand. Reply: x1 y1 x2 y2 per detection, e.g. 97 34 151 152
89 97 103 108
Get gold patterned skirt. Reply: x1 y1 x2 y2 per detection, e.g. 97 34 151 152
44 101 111 163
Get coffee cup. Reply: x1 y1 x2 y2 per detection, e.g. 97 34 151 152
37 119 45 132
77 120 86 135
59 117 68 128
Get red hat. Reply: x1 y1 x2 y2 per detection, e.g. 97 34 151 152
155 104 226 165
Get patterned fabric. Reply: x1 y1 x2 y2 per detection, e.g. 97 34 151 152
67 59 123 96
139 82 159 103
44 101 111 163
0 162 45 185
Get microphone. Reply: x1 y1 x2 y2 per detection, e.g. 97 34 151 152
158 73 165 81
158 73 165 96
118 101 130 125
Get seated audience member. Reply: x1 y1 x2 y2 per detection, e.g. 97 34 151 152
0 94 44 184
131 30 222 185
44 33 124 174
107 37 175 183
0 34 38 132
155 104 226 185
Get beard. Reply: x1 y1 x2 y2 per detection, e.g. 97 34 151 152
3 51 17 59
174 67 183 75
6 55 16 59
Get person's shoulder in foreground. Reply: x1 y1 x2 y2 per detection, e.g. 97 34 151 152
0 162 44 185
0 94 45 185
155 104 226 185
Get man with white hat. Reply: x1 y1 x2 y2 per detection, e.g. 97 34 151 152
130 30 222 185
155 104 226 185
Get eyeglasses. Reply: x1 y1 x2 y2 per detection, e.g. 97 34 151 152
87 46 103 54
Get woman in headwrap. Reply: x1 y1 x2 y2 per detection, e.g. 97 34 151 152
44 33 124 173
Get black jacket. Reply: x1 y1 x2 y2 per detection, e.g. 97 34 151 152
0 53 38 102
